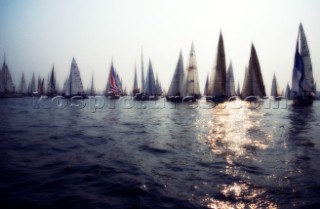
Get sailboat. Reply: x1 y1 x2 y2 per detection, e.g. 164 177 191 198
166 51 185 102
291 24 315 106
236 80 241 97
132 63 140 96
207 33 227 103
64 58 85 98
19 72 27 96
184 42 201 102
37 77 45 95
285 83 291 100
143 59 158 100
203 73 209 97
88 73 95 96
225 61 236 100
106 61 121 99
47 65 58 97
241 44 266 100
270 73 281 100
0 55 16 97
134 48 148 101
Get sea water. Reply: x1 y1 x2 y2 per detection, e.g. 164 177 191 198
0 97 319 209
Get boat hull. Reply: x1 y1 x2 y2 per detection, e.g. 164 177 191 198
293 96 314 106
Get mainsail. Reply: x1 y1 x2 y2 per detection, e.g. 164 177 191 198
167 51 185 97
68 58 84 96
209 33 227 97
144 60 156 96
185 42 201 98
291 23 315 102
226 61 236 97
241 44 266 98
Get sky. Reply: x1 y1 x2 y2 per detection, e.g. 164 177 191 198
0 0 320 95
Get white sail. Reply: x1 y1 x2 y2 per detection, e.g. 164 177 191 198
226 61 236 97
19 72 27 94
167 51 185 97
185 42 201 97
69 58 84 96
209 33 227 97
144 59 156 96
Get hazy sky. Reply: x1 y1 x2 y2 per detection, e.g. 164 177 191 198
1 0 320 94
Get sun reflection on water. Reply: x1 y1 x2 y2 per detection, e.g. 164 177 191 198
196 103 278 208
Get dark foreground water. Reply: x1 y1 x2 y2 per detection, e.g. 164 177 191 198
0 97 320 209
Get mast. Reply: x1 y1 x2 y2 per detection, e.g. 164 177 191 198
185 42 200 97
